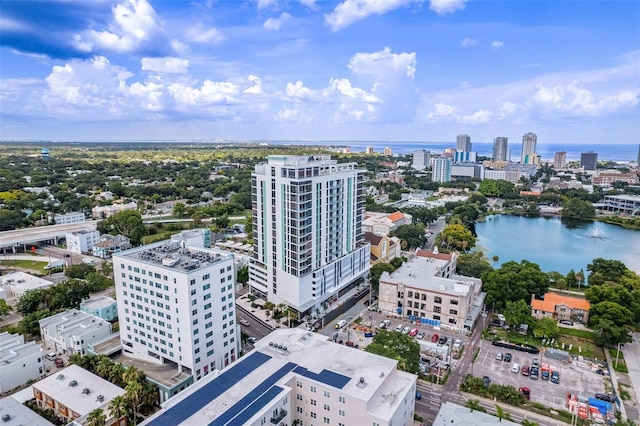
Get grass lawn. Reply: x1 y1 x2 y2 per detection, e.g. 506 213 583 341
0 259 49 274
609 347 628 373
141 230 184 244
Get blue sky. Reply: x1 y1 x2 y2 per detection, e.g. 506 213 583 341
1 0 638 144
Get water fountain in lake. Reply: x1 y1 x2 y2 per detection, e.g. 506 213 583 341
586 227 607 240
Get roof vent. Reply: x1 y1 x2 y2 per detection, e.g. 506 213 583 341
96 395 104 402
82 388 90 395
277 343 283 349
269 342 274 347
57 374 65 380
2 414 11 422
283 346 287 351
69 380 78 387
359 377 365 384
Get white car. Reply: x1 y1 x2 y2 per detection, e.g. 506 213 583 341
379 319 391 329
248 337 258 344
239 320 250 326
511 363 520 373
395 324 404 332
402 326 411 334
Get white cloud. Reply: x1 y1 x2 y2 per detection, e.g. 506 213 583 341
297 0 317 7
168 80 239 106
243 75 264 95
426 102 456 119
275 107 300 122
286 81 316 99
325 78 381 103
141 57 189 74
185 24 223 44
429 0 468 15
325 0 421 32
460 109 492 124
461 37 477 47
74 0 162 53
264 13 292 31
171 39 190 55
0 16 32 32
348 47 416 79
491 40 504 50
257 0 279 10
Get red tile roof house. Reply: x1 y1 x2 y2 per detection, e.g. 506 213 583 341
531 292 590 324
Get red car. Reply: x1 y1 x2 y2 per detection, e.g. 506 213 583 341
431 333 439 342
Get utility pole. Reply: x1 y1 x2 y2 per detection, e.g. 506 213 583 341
615 342 621 368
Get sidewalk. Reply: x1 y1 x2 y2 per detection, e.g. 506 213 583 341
604 346 629 421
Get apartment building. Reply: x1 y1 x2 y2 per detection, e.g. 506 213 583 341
249 155 370 317
362 211 412 236
364 233 402 265
531 292 591 324
456 134 472 152
113 242 239 382
66 230 101 254
39 309 112 356
412 150 430 170
32 365 125 425
432 158 453 183
142 328 417 426
80 296 118 322
0 332 45 393
378 250 485 332
92 234 131 259
521 132 537 164
52 212 86 225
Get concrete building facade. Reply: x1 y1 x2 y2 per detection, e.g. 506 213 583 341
0 332 45 393
52 212 86 225
412 150 430 170
456 134 472 152
39 309 112 356
521 132 537 163
554 151 567 169
249 155 370 317
580 151 598 170
492 137 509 161
142 328 417 426
114 242 240 382
432 158 452 183
66 230 101 254
80 296 118 322
0 272 54 299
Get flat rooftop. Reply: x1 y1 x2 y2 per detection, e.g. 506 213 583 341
434 401 520 425
143 328 416 426
116 242 232 272
80 296 116 310
32 365 124 417
39 309 109 337
112 353 192 389
0 272 53 291
0 333 43 365
0 396 55 426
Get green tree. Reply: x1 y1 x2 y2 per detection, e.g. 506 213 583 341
390 223 426 250
533 317 559 339
587 258 628 286
125 380 143 422
503 300 532 328
456 253 493 278
481 260 550 311
0 299 12 317
97 210 146 245
365 330 421 374
172 202 186 218
494 405 512 422
108 395 129 422
466 399 482 412
65 263 96 279
593 318 632 347
565 269 577 288
436 224 476 252
237 265 249 285
560 198 596 219
15 289 45 315
369 263 396 290
86 408 106 426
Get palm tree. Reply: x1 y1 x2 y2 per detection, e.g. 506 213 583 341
86 408 106 426
494 404 512 422
122 366 141 384
68 353 84 366
109 363 126 387
466 399 481 412
492 255 499 266
108 395 128 422
95 356 113 379
576 269 585 290
125 380 143 422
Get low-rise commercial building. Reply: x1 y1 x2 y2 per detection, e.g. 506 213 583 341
362 211 412 236
80 296 118 322
531 292 590 324
0 332 45 393
0 272 54 299
92 235 131 259
597 194 640 215
39 309 112 356
52 212 86 225
0 396 54 426
66 230 101 254
142 328 417 426
378 250 485 332
92 202 137 219
32 365 125 425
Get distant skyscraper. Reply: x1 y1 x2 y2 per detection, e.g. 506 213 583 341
492 137 509 161
581 151 598 170
554 151 567 169
249 155 370 316
365 146 374 155
383 147 393 156
456 134 472 152
432 158 452 183
637 144 640 165
412 150 430 170
521 132 537 163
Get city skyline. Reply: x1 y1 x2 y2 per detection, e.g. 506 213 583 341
1 0 639 143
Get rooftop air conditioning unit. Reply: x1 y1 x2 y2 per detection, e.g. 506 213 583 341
96 395 104 402
82 388 90 395
69 380 78 387
2 414 11 422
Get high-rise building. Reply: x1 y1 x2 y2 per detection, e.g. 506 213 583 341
249 155 370 316
412 150 430 170
554 151 567 169
521 132 537 163
383 147 393 156
365 146 374 155
432 158 452 183
114 242 239 382
456 134 472 152
492 137 509 161
454 151 477 163
580 151 598 170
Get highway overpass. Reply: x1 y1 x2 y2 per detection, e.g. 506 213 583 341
0 221 98 251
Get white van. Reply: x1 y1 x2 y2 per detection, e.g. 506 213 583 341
335 320 347 329
45 352 57 361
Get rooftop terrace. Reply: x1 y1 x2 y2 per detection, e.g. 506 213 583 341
119 242 232 272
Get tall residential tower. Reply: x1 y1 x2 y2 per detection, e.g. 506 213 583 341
492 137 509 161
521 132 537 163
412 150 430 170
456 134 472 152
249 155 370 317
554 151 567 169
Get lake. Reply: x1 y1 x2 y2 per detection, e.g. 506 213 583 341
474 215 640 275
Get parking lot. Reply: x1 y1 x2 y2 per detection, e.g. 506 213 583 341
471 339 607 411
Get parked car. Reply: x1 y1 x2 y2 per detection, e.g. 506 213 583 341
595 393 613 403
453 339 462 348
446 337 453 346
431 333 439 342
521 365 530 376
55 358 64 368
595 368 606 376
551 371 560 384
559 320 574 326
532 358 539 368
495 352 503 361
379 320 391 329
402 326 411 334
416 331 426 340
239 319 250 326
530 367 539 380
519 387 531 400
248 337 258 343
483 376 491 387
408 328 419 337
396 324 405 332
504 353 512 362
335 320 347 329
541 369 550 381
438 336 447 345
511 363 520 373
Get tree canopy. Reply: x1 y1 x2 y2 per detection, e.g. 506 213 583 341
481 260 550 311
97 210 146 245
365 330 421 374
390 223 426 250
560 198 596 219
436 223 476 253
455 253 493 278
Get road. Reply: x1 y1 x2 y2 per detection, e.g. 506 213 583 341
0 221 98 250
424 216 446 251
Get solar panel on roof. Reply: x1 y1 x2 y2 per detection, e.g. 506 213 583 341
293 366 351 389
